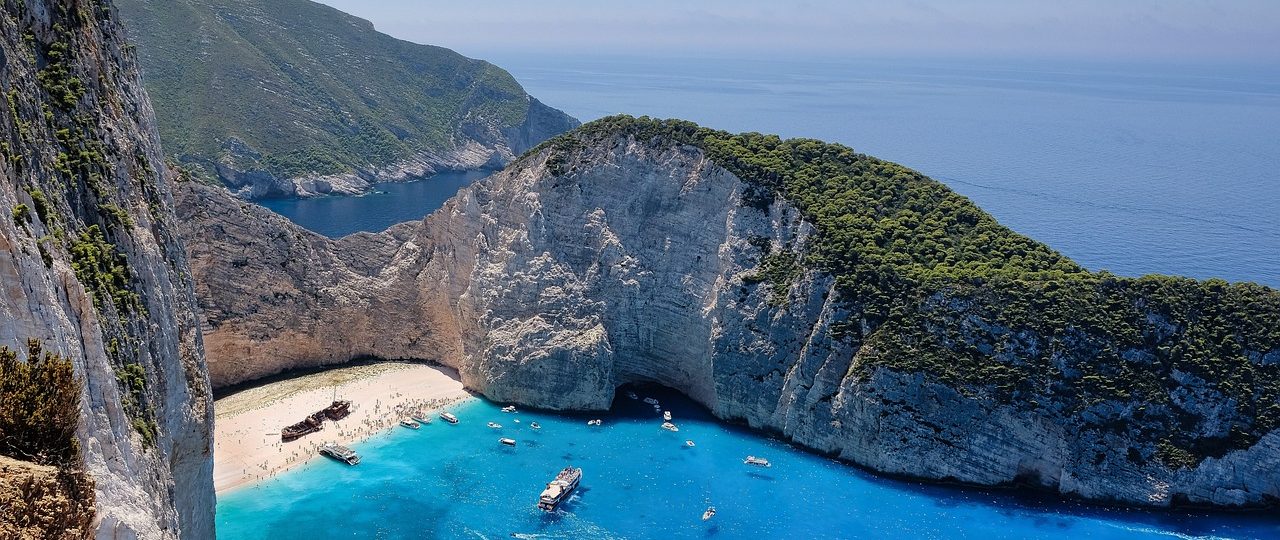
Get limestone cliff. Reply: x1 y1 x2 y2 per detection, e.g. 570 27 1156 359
0 1 213 537
178 117 1280 510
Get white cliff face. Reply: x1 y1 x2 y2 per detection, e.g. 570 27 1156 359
0 2 213 538
180 133 1280 510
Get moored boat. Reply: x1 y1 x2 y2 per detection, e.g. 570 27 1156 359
537 466 582 511
411 413 432 425
702 506 716 521
626 391 638 400
530 422 542 430
587 419 603 426
661 422 679 432
744 455 771 467
319 442 360 465
488 422 502 429
643 397 659 405
440 411 459 424
500 438 517 446
685 440 695 447
400 419 420 430
663 411 672 421
501 405 517 413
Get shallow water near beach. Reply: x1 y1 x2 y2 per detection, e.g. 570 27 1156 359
215 387 1278 539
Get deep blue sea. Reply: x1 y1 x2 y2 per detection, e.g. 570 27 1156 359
217 389 1278 539
264 56 1280 287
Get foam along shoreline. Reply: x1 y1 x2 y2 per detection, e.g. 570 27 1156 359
212 361 472 493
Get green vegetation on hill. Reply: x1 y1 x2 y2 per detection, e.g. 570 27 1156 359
0 340 82 466
540 116 1280 467
116 0 576 184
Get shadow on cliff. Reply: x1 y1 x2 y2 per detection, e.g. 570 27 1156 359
211 357 462 400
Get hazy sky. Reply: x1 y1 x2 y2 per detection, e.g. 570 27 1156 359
314 1 1280 62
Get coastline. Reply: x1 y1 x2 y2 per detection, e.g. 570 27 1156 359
212 361 473 494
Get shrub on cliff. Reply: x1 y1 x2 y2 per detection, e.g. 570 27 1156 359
0 340 83 466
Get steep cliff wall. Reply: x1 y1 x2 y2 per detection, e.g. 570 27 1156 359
178 117 1279 510
0 1 213 537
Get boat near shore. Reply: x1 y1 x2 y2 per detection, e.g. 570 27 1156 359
587 419 603 426
537 466 582 512
663 411 672 421
411 413 432 425
440 411 459 424
400 419 420 430
501 405 517 413
661 422 679 432
318 442 360 465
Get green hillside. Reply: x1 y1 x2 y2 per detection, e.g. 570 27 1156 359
117 0 577 193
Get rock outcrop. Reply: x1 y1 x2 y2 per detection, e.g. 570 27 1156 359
177 117 1280 510
1 1 213 537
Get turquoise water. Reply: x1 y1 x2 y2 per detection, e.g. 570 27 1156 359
216 388 1278 539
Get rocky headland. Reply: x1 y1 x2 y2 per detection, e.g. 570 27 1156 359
178 116 1280 510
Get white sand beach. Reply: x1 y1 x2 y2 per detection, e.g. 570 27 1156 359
212 362 472 493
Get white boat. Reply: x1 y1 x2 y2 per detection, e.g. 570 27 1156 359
319 442 360 465
440 412 459 424
626 391 638 400
663 411 672 421
643 397 659 405
702 506 716 521
530 422 542 430
410 413 432 425
487 422 502 429
514 419 521 423
399 419 420 430
537 466 582 511
744 455 771 467
587 419 603 426
685 440 695 447
499 438 517 447
660 422 679 432
501 405 517 413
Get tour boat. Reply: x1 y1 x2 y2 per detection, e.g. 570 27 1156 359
663 411 672 421
411 413 431 425
744 456 771 467
702 506 716 521
318 442 360 465
499 438 517 447
660 422 679 432
530 422 542 430
501 405 517 413
537 466 582 511
487 422 502 429
399 419 420 430
440 411 459 424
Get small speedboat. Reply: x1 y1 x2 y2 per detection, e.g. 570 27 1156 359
587 419 603 426
488 422 502 429
530 422 542 430
514 419 521 423
744 455 771 467
702 506 716 521
685 440 695 447
643 397 659 405
663 411 672 421
400 419 420 430
660 422 679 432
501 405 517 413
626 391 638 400
499 438 517 447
